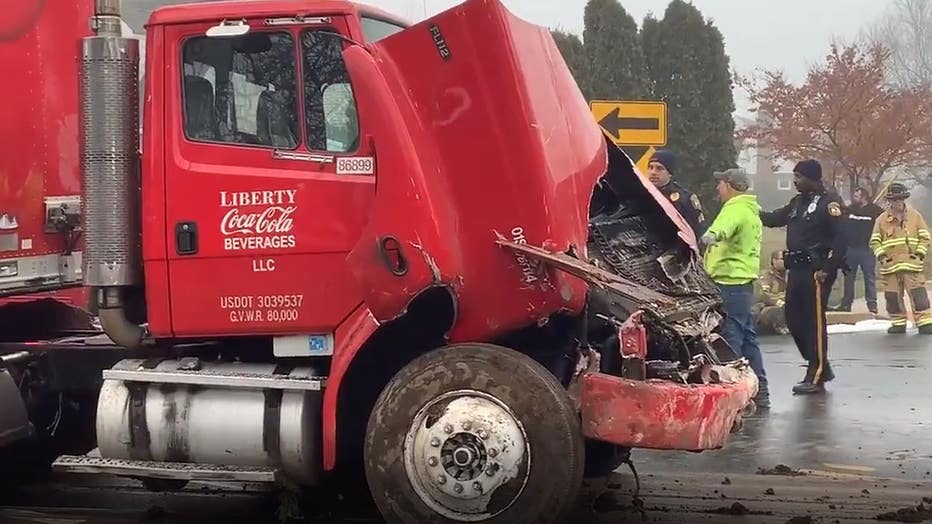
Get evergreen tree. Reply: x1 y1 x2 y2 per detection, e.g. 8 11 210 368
551 30 591 99
641 1 737 211
583 0 649 100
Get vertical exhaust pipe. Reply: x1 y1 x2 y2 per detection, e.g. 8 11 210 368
81 0 146 348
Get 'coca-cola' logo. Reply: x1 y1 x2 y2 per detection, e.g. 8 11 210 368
221 206 296 236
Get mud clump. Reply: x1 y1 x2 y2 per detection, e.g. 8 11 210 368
707 502 773 516
758 464 806 476
875 502 932 522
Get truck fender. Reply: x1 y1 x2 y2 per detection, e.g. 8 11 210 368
322 304 380 471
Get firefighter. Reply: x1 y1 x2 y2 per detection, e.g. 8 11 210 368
760 159 846 395
646 149 706 238
869 183 931 334
753 250 789 335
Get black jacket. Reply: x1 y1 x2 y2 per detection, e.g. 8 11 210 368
843 203 884 248
657 180 706 238
760 189 847 274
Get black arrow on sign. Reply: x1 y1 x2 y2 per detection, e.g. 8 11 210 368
598 107 660 141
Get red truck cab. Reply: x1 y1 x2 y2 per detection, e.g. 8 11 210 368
7 1 762 523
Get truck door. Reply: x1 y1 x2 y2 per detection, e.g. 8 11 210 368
162 18 375 341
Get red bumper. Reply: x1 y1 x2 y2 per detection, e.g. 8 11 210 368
579 367 758 451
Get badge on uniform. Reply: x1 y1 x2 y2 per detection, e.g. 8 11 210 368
828 202 842 217
670 192 680 202
807 202 817 214
690 194 702 210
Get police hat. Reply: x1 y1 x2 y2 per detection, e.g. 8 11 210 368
649 149 676 174
884 183 910 200
793 159 822 181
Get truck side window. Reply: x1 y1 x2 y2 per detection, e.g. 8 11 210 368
360 17 405 42
302 30 359 153
182 32 298 149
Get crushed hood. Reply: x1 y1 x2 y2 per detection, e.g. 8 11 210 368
345 0 609 341
344 0 703 342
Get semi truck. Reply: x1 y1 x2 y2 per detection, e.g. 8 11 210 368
1 0 758 522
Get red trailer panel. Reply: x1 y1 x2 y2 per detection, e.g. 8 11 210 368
0 0 92 302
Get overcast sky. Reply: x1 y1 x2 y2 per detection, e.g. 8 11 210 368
125 0 892 116
356 0 891 116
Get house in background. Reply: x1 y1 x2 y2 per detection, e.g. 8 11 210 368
734 115 796 210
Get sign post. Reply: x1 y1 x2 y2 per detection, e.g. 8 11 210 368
589 100 668 176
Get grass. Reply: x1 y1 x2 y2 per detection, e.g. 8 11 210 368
756 227 931 304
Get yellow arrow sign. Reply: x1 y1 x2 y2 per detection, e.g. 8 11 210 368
635 146 656 178
590 100 667 147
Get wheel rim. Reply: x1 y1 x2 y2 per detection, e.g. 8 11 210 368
403 389 530 522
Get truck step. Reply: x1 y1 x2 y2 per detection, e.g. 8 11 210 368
53 455 280 483
103 368 327 391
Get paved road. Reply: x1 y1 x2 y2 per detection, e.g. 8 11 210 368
635 331 932 481
2 331 930 523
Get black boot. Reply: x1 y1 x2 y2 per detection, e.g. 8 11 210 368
754 376 771 410
888 324 907 334
919 324 932 335
792 381 826 395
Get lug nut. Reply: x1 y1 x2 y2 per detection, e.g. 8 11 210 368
444 424 453 434
438 475 447 485
428 457 438 467
488 448 498 457
454 483 463 494
430 437 441 447
478 429 489 440
462 420 472 431
473 482 483 492
486 466 496 477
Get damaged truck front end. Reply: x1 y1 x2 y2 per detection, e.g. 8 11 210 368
349 0 756 460
502 141 758 453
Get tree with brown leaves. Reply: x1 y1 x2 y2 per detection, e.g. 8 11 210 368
737 43 932 195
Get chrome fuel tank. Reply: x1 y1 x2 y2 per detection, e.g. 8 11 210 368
96 358 323 485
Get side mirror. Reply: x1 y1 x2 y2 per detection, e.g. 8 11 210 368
206 19 250 37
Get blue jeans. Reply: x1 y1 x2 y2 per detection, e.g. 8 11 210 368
717 283 767 381
840 246 877 310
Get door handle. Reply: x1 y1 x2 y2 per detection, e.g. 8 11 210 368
175 222 198 255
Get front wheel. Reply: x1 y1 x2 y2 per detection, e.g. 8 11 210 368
364 343 584 524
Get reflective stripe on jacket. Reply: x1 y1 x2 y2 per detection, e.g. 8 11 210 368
869 206 930 275
757 269 786 307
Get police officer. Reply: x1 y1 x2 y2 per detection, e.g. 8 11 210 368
760 160 847 395
647 149 706 238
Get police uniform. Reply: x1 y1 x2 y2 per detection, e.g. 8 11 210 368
648 149 707 238
760 160 846 394
657 181 706 238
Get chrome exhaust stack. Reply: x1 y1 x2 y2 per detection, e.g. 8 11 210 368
81 0 145 348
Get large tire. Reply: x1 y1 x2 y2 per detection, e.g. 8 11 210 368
364 343 584 524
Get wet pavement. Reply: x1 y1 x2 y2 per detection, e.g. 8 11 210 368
636 331 932 480
2 331 930 523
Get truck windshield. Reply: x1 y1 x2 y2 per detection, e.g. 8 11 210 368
182 31 299 149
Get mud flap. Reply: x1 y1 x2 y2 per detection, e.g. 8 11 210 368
0 368 33 447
